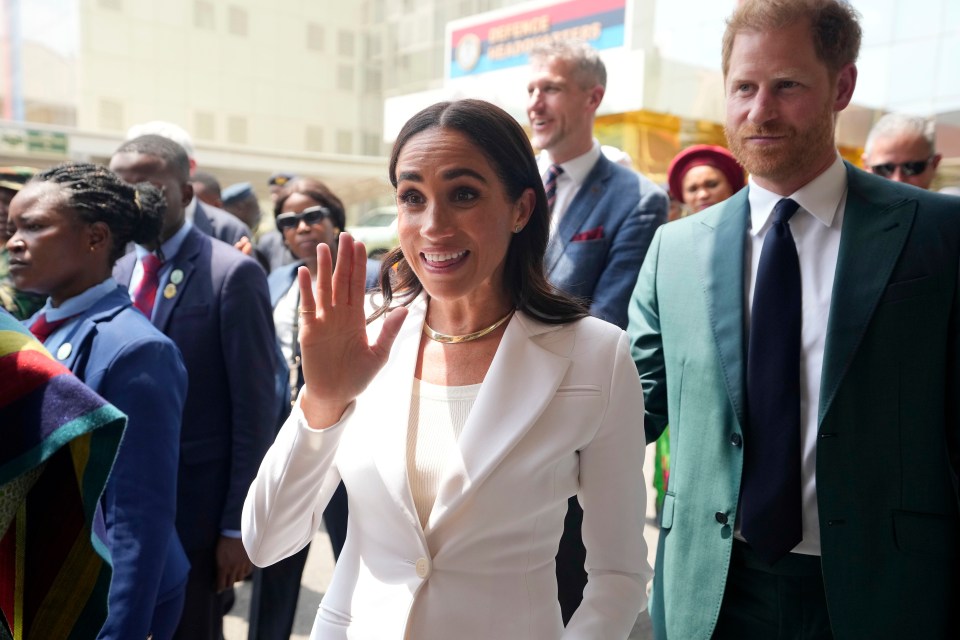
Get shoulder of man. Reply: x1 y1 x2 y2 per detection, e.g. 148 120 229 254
196 201 252 243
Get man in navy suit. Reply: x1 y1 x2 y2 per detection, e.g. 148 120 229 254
526 39 668 622
111 135 280 640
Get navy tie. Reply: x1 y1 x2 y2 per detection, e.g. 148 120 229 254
741 197 802 565
544 164 563 214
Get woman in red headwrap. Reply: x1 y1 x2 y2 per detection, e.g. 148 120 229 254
667 144 745 216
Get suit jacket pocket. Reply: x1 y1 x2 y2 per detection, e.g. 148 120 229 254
660 493 675 530
879 275 936 305
555 384 601 397
892 509 959 557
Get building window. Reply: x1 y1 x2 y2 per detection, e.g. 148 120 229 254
306 126 324 152
228 5 248 37
194 1 215 30
227 116 248 144
337 65 354 91
338 30 355 57
307 23 325 51
98 99 124 131
362 133 381 156
194 112 215 140
336 130 353 155
99 0 122 10
363 67 381 94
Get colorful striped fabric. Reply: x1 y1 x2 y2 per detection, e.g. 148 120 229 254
0 310 126 640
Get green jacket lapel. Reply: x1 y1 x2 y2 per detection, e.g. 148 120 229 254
694 188 750 429
819 165 916 425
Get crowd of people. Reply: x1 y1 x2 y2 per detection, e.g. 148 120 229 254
2 0 959 639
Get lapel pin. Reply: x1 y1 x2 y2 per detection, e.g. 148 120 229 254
163 283 177 299
170 269 184 284
56 343 72 360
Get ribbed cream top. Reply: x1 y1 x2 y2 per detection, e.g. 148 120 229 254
406 378 481 529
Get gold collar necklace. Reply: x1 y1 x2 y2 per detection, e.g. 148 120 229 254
423 309 515 344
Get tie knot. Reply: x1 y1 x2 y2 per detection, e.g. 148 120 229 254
546 164 564 182
141 253 163 274
773 198 800 225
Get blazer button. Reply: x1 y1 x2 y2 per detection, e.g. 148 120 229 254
715 512 728 525
729 433 742 447
415 557 431 579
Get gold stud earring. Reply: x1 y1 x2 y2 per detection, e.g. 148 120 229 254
514 224 522 233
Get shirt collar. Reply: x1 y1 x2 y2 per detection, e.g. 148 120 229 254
42 277 117 321
135 219 193 263
539 139 601 188
748 154 847 235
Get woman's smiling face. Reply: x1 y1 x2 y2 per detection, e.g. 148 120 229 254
393 126 532 308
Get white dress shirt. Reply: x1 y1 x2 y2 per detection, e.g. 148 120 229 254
538 140 602 235
743 154 847 556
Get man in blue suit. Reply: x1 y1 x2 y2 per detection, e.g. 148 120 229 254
111 135 280 640
527 40 668 331
525 39 668 622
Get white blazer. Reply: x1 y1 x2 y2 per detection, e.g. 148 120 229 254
242 297 652 639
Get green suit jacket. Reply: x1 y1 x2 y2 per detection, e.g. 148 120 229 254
628 163 960 639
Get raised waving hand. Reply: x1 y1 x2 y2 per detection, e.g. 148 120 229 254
297 233 408 428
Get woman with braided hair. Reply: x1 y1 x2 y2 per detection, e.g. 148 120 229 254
5 162 190 639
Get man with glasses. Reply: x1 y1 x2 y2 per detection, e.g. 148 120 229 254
863 113 942 190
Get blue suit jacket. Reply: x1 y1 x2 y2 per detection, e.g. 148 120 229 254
114 225 279 552
31 286 189 639
193 199 252 247
545 154 668 329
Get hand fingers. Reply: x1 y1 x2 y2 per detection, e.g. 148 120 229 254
315 242 333 312
371 306 409 360
332 233 354 306
350 239 367 306
296 265 317 319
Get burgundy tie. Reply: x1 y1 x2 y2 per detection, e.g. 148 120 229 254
133 254 163 318
29 313 73 343
544 164 564 214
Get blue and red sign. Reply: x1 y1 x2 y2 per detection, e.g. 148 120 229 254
447 0 627 79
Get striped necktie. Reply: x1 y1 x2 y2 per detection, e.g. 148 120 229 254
544 164 564 214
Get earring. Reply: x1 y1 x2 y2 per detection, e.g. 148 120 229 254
514 224 522 233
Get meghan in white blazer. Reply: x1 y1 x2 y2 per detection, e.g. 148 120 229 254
242 99 651 639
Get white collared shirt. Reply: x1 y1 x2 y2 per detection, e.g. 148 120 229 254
743 154 848 557
538 140 602 235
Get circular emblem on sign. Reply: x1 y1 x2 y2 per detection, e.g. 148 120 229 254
455 33 482 73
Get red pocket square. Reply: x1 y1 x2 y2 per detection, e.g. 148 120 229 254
571 226 604 242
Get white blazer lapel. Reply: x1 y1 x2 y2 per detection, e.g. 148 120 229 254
428 312 570 531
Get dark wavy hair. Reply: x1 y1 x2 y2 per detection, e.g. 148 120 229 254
31 162 166 264
372 99 587 325
274 176 346 231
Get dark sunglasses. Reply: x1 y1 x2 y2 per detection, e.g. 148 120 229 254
275 205 330 231
870 158 933 178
